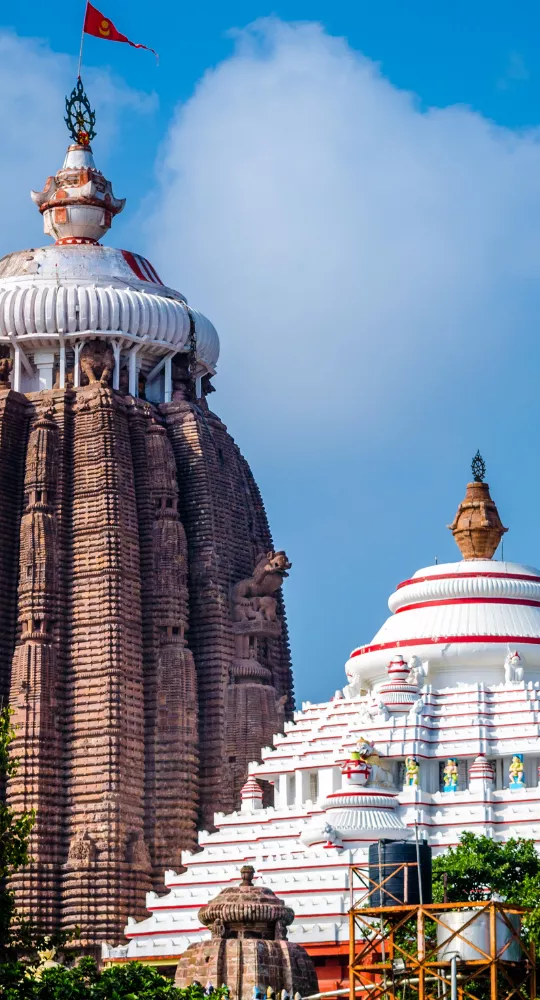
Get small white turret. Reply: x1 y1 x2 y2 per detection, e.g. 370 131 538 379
302 742 409 848
240 775 264 813
468 754 495 793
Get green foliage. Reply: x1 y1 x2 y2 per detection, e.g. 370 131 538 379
0 958 231 1000
432 831 540 945
432 831 540 903
0 706 35 952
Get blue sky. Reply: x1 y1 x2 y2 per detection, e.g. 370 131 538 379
3 2 540 704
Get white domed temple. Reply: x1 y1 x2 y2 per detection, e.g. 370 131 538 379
110 464 540 987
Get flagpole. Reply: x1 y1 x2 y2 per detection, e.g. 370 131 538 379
77 1 88 78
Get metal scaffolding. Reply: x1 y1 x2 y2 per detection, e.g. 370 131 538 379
348 863 536 1000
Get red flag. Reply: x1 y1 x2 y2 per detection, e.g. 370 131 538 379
83 2 158 60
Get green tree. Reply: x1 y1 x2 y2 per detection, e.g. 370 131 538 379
432 831 540 944
0 706 35 952
0 957 231 1000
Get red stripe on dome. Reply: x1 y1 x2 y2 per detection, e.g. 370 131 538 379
397 571 540 590
121 249 148 282
142 256 163 284
396 597 540 614
325 790 397 799
350 634 540 658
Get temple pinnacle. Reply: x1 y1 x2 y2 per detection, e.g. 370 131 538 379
448 460 508 560
471 450 486 483
64 78 97 147
31 81 124 244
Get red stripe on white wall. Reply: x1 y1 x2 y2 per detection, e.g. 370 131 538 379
397 571 540 590
350 634 540 658
396 597 540 614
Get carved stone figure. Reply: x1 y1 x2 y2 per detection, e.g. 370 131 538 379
0 353 12 386
404 756 420 787
321 821 342 847
119 366 129 394
504 651 524 683
408 656 426 685
171 354 192 402
67 831 96 864
232 550 292 624
407 697 425 722
443 758 459 792
509 753 525 790
79 338 115 385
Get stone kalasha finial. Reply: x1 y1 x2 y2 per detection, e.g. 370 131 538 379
199 865 294 939
176 869 318 997
31 80 124 245
448 461 507 560
240 865 255 886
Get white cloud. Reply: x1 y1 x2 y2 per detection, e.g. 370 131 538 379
146 18 540 459
0 31 155 256
143 20 540 698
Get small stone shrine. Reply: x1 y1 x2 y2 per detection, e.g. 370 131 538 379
174 866 318 1000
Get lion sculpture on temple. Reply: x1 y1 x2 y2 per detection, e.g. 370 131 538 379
80 339 115 386
232 550 292 623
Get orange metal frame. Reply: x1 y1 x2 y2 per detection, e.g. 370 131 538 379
348 864 536 1000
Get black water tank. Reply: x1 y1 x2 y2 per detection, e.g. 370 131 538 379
367 839 432 906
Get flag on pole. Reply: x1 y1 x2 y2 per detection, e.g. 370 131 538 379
83 2 158 60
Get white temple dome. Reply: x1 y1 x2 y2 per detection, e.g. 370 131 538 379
346 475 540 688
0 107 220 399
0 244 219 372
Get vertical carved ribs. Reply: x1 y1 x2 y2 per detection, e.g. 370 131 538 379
8 404 62 931
62 385 150 944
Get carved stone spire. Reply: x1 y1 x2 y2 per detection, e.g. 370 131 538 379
448 460 507 560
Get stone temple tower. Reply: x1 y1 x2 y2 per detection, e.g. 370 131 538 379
0 82 293 948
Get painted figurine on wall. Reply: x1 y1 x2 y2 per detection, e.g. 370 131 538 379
404 756 419 787
509 753 525 790
443 758 459 792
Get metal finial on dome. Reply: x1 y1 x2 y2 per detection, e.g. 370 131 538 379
471 450 486 483
32 83 124 244
65 78 97 147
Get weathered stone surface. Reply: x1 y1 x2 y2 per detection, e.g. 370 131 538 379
160 395 294 826
175 867 318 999
4 379 293 947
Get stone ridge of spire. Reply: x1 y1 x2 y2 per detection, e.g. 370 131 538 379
448 479 508 560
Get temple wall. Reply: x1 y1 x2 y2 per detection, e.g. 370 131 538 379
0 391 30 702
2 381 294 945
62 385 150 943
9 402 63 930
130 406 199 884
161 398 293 826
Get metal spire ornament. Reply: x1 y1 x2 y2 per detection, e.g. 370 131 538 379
471 450 486 483
64 78 97 147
